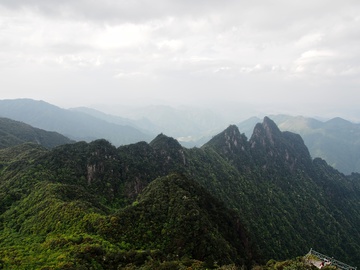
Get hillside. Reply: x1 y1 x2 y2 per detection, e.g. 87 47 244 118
0 142 256 269
238 115 360 174
0 117 359 269
203 118 360 264
105 173 255 267
0 99 152 146
0 117 73 149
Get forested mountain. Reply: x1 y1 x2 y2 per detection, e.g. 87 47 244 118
238 115 360 174
0 99 152 146
0 117 359 269
0 117 73 149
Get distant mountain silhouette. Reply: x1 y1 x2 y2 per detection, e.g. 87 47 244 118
0 117 73 149
0 99 152 146
70 106 159 136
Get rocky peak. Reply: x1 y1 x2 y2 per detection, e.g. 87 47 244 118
222 125 247 151
204 125 248 153
249 117 312 173
250 117 282 147
202 125 252 171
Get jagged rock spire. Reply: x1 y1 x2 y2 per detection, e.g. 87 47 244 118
203 124 253 171
249 117 312 173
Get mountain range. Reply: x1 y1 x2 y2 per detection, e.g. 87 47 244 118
238 115 360 174
0 99 226 147
0 115 359 269
0 99 152 146
1 98 360 175
0 117 73 149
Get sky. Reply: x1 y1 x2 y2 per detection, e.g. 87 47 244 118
1 0 360 120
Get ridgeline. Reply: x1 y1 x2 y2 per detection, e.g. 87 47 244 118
0 117 359 269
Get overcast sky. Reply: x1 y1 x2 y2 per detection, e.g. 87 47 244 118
1 0 360 120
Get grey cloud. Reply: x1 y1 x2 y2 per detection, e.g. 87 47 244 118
0 0 236 23
1 0 360 119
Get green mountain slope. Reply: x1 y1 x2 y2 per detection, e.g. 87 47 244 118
0 117 73 149
0 116 359 268
0 142 255 268
100 173 256 267
116 117 360 265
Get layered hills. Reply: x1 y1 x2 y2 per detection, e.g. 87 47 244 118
0 117 73 149
2 99 360 174
0 117 359 269
0 99 152 146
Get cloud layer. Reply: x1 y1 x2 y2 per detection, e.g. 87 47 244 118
1 0 360 119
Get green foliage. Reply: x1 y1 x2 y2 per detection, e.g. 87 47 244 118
99 173 253 266
1 116 360 269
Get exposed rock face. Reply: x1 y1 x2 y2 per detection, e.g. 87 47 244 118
204 118 312 174
249 117 312 173
203 124 252 172
250 116 282 148
87 164 96 185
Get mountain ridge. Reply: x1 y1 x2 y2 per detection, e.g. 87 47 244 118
0 99 152 146
0 116 73 149
0 115 360 268
238 114 360 174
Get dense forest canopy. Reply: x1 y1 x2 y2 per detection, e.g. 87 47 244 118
0 117 359 269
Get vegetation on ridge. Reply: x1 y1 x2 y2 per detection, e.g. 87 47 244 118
0 117 359 269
